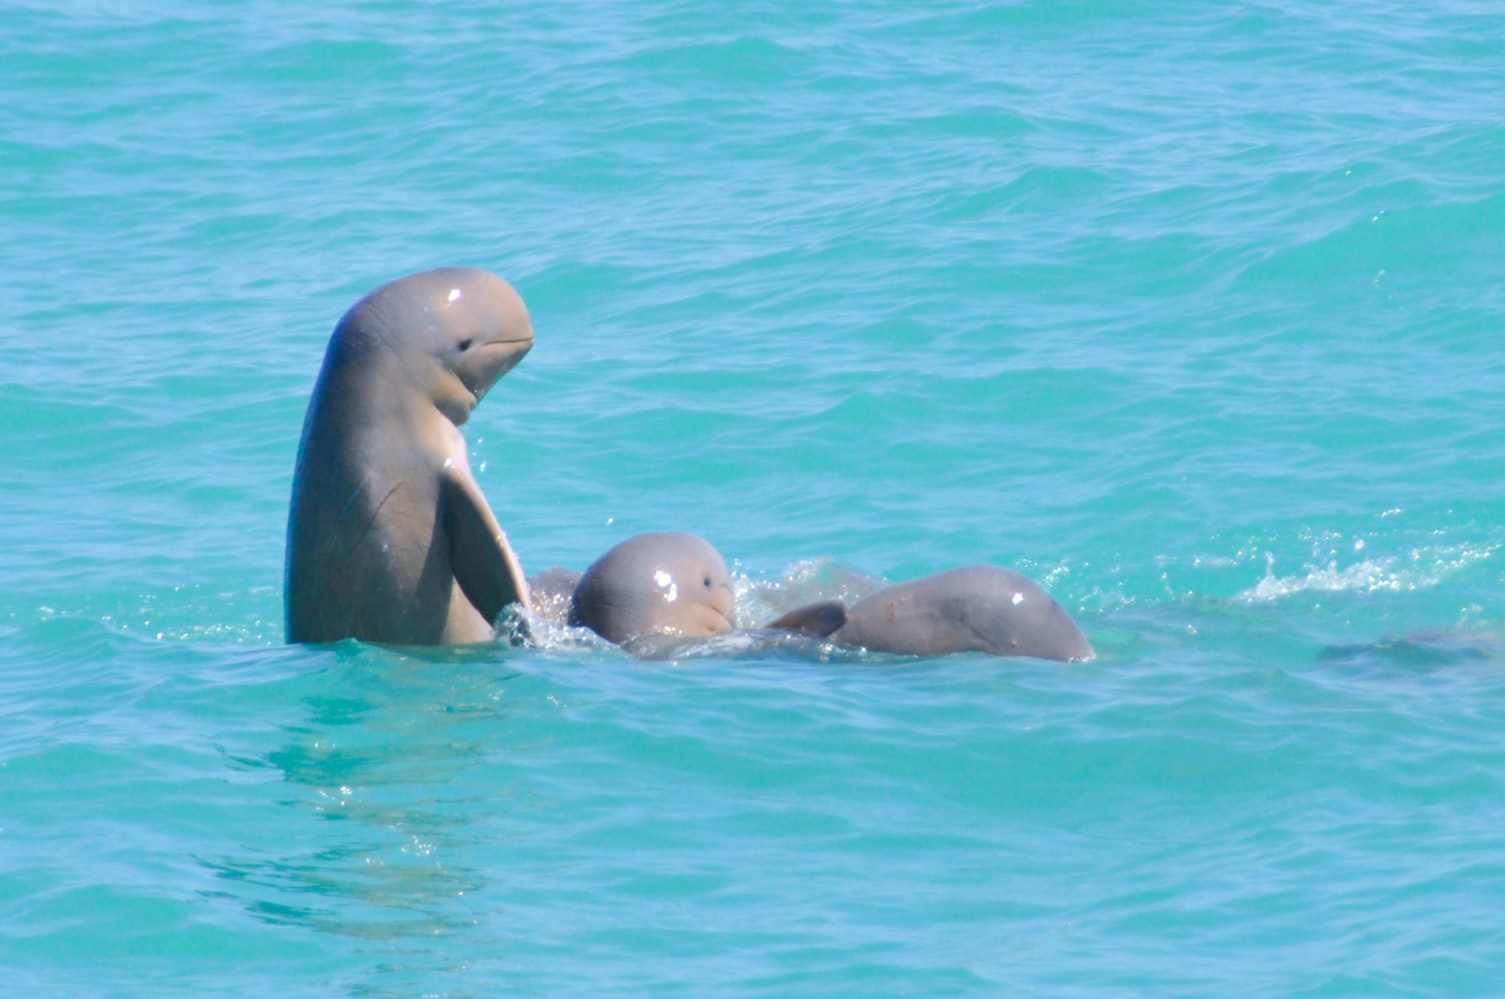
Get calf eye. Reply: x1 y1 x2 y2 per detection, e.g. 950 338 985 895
458 338 474 351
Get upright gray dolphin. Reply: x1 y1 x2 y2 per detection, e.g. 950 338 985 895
285 267 534 645
569 532 736 648
768 565 1094 662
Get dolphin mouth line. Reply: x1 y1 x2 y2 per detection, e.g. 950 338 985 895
713 598 737 632
462 339 534 402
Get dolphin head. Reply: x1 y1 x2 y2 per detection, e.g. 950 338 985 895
336 267 535 425
569 532 737 646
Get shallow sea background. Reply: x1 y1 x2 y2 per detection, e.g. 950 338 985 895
5 1 1505 994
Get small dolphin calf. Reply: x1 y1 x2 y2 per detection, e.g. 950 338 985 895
770 565 1094 662
285 267 534 645
569 532 736 648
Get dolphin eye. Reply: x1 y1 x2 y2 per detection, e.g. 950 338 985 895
458 338 474 352
704 576 713 588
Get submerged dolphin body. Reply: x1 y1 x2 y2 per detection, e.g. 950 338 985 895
769 565 1093 662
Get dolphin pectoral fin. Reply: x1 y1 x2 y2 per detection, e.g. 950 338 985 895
763 599 849 638
442 470 533 629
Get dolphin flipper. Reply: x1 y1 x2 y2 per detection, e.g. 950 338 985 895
442 469 532 627
763 599 849 638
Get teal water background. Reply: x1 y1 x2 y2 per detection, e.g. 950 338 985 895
5 1 1505 994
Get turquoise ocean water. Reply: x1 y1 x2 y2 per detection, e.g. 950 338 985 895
5 1 1505 993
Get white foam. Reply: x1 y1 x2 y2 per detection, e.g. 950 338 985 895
1239 544 1494 603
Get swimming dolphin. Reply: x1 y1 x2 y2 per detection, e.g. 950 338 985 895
569 532 736 649
768 565 1093 662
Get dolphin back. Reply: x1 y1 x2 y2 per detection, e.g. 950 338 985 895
832 565 1094 662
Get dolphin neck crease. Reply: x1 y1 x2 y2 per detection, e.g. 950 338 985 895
320 339 475 428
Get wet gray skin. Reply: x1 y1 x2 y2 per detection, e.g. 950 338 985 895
569 532 736 649
285 267 534 645
768 565 1093 662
